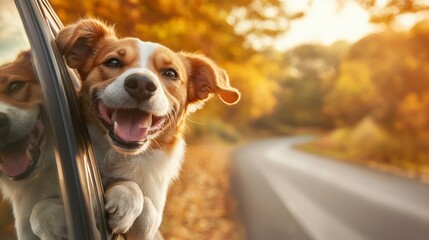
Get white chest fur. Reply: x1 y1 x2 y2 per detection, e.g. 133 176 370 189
89 124 186 211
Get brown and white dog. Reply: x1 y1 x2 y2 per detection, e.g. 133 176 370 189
56 19 240 240
0 51 65 240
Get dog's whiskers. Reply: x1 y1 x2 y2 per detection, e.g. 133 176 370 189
90 96 101 107
168 109 181 130
124 154 130 164
103 148 116 167
151 138 162 150
142 146 155 162
185 116 204 125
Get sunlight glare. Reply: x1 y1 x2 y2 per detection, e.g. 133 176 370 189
394 12 429 30
275 0 381 51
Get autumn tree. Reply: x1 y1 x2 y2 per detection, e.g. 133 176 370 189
326 20 429 127
325 32 406 127
51 0 304 60
258 42 348 129
324 60 376 126
355 0 429 25
320 19 429 172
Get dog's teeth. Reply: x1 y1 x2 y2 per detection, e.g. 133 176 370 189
148 114 153 126
112 110 117 122
114 121 118 136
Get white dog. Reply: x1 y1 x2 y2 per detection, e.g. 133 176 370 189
57 19 240 240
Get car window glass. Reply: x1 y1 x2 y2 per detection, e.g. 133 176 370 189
0 1 66 239
0 2 29 64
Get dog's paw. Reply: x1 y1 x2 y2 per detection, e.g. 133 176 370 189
31 198 67 240
141 197 162 240
105 181 144 234
126 196 162 240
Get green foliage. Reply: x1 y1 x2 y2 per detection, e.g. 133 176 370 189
265 42 349 127
187 118 242 143
324 60 376 125
252 116 293 135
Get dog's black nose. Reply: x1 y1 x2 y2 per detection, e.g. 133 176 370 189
124 73 158 101
0 113 9 138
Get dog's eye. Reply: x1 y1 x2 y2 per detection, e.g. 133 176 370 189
162 69 178 80
8 81 25 94
104 58 122 68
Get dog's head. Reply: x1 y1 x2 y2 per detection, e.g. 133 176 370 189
0 51 45 180
57 19 240 155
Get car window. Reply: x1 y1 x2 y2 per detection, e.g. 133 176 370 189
0 1 67 239
0 1 29 64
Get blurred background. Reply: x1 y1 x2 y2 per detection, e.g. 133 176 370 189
2 0 429 239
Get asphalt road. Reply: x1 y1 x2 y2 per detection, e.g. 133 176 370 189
232 136 429 240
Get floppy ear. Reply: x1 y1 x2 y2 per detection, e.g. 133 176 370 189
181 53 240 108
56 18 117 70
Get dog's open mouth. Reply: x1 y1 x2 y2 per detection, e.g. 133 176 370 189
96 101 167 150
0 114 44 180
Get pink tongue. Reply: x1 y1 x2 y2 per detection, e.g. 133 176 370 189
115 109 151 142
0 139 31 177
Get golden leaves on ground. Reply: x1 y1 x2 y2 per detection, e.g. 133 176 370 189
161 139 244 240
